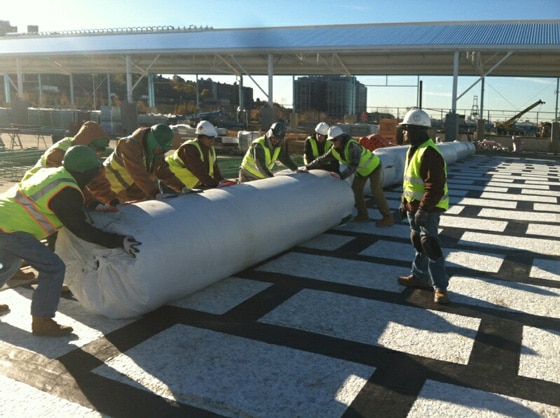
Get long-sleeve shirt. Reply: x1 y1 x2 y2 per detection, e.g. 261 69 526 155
48 187 125 248
37 142 119 208
109 129 185 201
176 141 224 188
403 145 447 213
306 140 362 180
303 137 339 173
254 142 298 178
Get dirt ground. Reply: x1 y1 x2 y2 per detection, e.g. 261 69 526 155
0 133 52 193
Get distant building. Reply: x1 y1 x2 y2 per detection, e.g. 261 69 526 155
294 75 367 118
198 78 253 109
0 20 17 36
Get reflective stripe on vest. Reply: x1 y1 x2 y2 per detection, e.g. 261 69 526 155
166 140 217 188
104 138 146 193
304 137 333 165
240 136 281 179
331 139 379 176
402 139 449 210
0 167 82 239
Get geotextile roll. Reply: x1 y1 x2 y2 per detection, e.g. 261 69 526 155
56 170 354 319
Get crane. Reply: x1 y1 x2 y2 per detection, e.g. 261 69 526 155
494 100 545 135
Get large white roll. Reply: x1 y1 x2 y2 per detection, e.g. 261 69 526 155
56 170 354 319
373 141 476 189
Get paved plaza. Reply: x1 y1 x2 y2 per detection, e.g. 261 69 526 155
1 151 559 417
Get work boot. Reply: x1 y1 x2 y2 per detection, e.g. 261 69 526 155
0 304 9 316
375 216 394 227
397 275 433 290
32 316 73 337
434 290 450 305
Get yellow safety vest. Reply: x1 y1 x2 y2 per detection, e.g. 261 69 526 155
331 139 379 176
0 167 82 239
304 136 333 165
22 137 73 181
403 139 449 210
240 136 281 179
166 140 216 188
103 138 147 193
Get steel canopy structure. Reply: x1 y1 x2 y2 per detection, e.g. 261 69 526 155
0 20 558 78
0 20 559 138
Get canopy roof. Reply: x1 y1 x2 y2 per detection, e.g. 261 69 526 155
0 20 559 78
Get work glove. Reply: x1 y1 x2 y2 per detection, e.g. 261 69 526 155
181 187 203 194
399 203 407 220
155 192 178 200
414 207 429 227
123 236 141 258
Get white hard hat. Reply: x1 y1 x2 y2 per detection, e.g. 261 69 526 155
327 126 344 140
315 122 329 136
399 109 431 128
196 120 218 137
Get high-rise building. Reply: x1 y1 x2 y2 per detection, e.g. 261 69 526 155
294 75 367 118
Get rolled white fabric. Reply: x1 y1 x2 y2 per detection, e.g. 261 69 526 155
372 141 476 190
56 170 354 319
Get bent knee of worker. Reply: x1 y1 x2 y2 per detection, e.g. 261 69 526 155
410 230 423 253
420 235 443 260
36 254 66 278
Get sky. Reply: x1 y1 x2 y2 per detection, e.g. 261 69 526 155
4 0 560 122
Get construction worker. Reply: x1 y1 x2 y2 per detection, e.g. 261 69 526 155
104 124 193 202
238 120 299 183
166 120 230 189
303 122 339 174
15 120 119 283
305 126 394 227
23 120 120 210
397 108 450 305
0 145 141 336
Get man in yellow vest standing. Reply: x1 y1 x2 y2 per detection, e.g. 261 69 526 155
305 126 394 227
166 120 229 189
397 109 450 304
238 120 299 183
0 146 141 336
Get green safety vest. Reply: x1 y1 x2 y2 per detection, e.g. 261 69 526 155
22 137 73 181
104 138 147 193
0 167 82 239
166 140 216 188
331 139 379 176
304 136 333 165
402 139 449 210
240 136 281 179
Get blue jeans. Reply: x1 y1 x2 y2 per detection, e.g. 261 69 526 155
407 211 448 291
0 231 65 318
